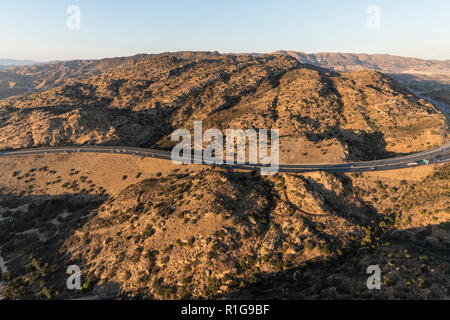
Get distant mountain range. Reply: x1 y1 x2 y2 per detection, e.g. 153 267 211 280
0 51 449 101
272 51 450 93
0 59 37 67
272 51 450 74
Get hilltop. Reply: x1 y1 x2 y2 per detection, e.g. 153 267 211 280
0 52 446 163
272 51 450 74
273 51 450 100
0 54 153 100
0 52 223 100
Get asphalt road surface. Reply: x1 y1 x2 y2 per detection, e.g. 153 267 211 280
1 86 449 173
0 141 449 173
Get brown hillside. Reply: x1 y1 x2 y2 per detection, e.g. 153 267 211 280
0 53 446 162
0 152 448 299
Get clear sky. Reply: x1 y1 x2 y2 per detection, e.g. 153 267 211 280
1 0 449 61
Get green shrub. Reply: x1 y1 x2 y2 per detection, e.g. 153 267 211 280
240 256 257 270
205 277 221 298
304 239 315 251
142 225 155 238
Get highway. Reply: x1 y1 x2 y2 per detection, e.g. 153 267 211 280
1 89 449 173
0 141 449 173
412 90 450 118
0 86 449 173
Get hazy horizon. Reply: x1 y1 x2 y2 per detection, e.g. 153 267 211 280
2 49 449 65
1 0 449 62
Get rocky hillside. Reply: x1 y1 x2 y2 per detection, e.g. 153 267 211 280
274 51 450 104
1 159 448 299
0 52 224 101
0 51 448 301
0 53 446 162
0 54 154 100
273 51 450 74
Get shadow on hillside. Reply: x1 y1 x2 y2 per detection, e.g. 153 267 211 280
205 170 278 240
303 173 380 224
277 175 377 253
1 87 415 161
283 172 385 257
207 170 449 299
338 129 403 161
0 192 122 300
1 105 174 149
219 220 450 300
388 73 450 93
304 125 403 161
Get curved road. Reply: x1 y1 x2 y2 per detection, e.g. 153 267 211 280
1 87 449 173
0 142 449 173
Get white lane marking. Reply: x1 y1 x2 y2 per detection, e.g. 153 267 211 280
0 147 448 172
